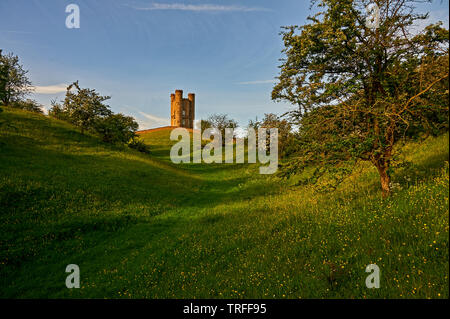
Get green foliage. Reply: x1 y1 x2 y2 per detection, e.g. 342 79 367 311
272 0 449 196
200 119 211 132
128 138 151 154
9 99 44 114
50 81 111 134
201 113 239 145
249 113 297 158
0 49 32 105
0 108 448 298
95 113 138 144
48 99 69 121
201 114 238 133
48 81 139 145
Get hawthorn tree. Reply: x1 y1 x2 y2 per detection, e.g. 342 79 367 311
0 49 33 106
49 81 140 146
204 114 238 133
272 0 449 197
10 99 44 114
248 113 296 158
94 113 138 144
202 114 238 145
50 81 111 134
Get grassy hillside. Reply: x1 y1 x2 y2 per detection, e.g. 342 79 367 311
0 107 448 298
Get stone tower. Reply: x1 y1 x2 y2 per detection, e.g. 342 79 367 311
170 90 195 128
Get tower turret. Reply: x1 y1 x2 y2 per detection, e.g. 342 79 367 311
174 90 183 127
170 93 175 126
188 93 195 129
170 90 195 128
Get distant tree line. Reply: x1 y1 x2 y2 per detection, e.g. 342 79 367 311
200 114 238 145
200 112 299 159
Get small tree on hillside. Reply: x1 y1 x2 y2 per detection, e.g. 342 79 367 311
202 114 238 145
205 114 238 132
10 99 44 114
0 49 33 106
272 0 449 197
49 82 141 146
50 81 111 134
48 99 69 121
248 113 296 158
94 113 138 144
260 113 295 158
200 119 212 133
247 116 260 131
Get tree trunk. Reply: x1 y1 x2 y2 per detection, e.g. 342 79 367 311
376 164 391 198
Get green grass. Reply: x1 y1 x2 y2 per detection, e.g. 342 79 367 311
0 107 448 298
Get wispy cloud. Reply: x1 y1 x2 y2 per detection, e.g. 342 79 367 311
129 3 271 12
137 111 170 129
33 84 68 94
236 79 276 85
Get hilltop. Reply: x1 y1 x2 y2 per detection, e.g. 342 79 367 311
0 107 448 298
136 126 180 134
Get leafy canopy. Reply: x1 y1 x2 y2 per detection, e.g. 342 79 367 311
272 0 449 196
0 49 33 106
49 81 140 146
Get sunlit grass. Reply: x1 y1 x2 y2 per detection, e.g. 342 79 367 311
0 107 448 298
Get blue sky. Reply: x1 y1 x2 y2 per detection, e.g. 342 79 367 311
1 0 448 129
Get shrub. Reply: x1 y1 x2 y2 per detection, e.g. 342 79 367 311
9 99 43 114
95 113 138 144
128 139 150 154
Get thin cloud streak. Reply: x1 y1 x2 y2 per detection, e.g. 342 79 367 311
236 79 276 85
129 3 271 12
137 111 170 129
33 84 68 94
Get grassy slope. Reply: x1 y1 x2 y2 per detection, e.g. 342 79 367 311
0 107 448 298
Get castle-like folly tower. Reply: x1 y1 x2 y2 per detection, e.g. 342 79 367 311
170 90 195 128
